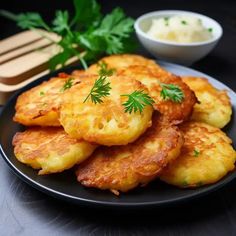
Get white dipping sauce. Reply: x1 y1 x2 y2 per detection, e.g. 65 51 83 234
147 15 213 43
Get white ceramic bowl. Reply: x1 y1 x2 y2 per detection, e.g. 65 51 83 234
134 10 223 65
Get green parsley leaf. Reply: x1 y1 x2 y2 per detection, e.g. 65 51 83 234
193 149 200 157
101 8 135 54
100 8 134 38
48 47 73 71
60 78 74 92
98 61 115 77
17 13 49 30
208 28 213 32
39 91 45 96
83 61 114 104
0 11 51 31
70 0 101 28
83 76 111 104
160 83 184 103
84 7 135 55
18 13 49 30
52 10 71 35
181 20 187 25
121 90 154 114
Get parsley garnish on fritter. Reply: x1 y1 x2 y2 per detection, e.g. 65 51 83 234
160 83 184 103
83 76 111 104
121 90 154 114
83 62 112 104
60 78 74 92
98 61 115 77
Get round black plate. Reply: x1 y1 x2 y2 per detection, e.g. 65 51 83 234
0 61 235 208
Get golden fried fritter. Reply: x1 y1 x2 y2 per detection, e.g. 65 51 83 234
59 74 153 146
12 127 97 175
76 113 184 194
14 74 81 126
84 54 166 75
160 122 236 188
118 66 197 123
182 77 232 128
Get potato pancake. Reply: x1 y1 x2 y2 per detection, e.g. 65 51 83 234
84 54 166 75
14 74 81 126
160 122 236 188
118 65 197 123
12 127 97 175
182 77 232 128
76 113 184 194
59 74 153 146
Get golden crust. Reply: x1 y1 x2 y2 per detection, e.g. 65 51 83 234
71 69 86 77
118 65 197 123
13 74 81 126
160 122 236 188
76 113 184 194
12 127 97 175
59 74 153 146
182 77 232 128
85 54 165 74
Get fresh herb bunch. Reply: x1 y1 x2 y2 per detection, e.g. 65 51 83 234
160 83 184 103
121 90 155 114
0 0 135 70
83 62 113 104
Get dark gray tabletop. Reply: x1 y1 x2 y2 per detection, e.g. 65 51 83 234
1 0 236 235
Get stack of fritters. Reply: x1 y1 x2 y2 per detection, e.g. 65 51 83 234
12 54 236 195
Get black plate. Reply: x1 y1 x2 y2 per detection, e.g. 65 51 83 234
0 61 235 208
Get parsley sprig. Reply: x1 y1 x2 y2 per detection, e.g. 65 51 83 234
84 62 155 113
0 0 135 70
83 77 111 104
98 61 115 77
121 91 154 114
193 149 200 157
160 83 184 103
83 62 112 104
83 62 184 113
60 78 74 92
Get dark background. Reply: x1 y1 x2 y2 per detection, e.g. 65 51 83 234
1 0 236 235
